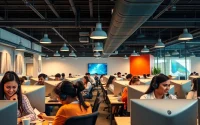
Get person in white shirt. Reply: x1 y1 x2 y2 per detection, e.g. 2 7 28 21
85 73 95 85
140 74 177 99
82 76 92 99
187 78 197 99
106 75 116 93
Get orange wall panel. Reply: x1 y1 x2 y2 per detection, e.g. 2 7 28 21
130 54 153 75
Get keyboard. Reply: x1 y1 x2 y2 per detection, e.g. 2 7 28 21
48 99 59 102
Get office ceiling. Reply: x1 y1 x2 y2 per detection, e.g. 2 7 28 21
0 0 200 57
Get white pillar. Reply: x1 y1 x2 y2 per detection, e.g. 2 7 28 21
33 54 42 77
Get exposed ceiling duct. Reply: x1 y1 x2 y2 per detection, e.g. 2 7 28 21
102 0 163 57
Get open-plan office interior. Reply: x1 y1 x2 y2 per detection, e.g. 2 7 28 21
0 0 200 125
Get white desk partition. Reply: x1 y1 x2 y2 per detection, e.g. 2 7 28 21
102 75 110 84
21 85 45 112
30 78 38 85
44 81 61 97
140 79 152 85
23 80 30 85
127 85 175 112
65 77 82 83
113 81 129 96
170 80 191 99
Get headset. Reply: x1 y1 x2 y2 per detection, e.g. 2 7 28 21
152 75 159 89
58 82 67 101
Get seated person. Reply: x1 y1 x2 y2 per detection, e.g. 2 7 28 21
85 73 95 85
35 73 46 85
126 74 132 81
168 75 173 80
106 75 116 93
190 73 194 76
39 81 92 125
0 71 36 123
100 74 105 83
187 78 197 99
19 77 25 84
117 72 122 78
61 73 65 80
69 73 73 78
55 73 61 81
195 73 199 76
147 74 150 77
143 74 147 79
140 74 177 99
124 73 127 76
122 76 140 110
22 76 27 80
82 76 92 99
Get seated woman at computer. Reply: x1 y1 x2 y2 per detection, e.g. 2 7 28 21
106 75 116 93
126 74 133 81
35 73 46 85
187 78 197 99
122 76 140 110
140 74 177 99
0 71 36 123
38 81 92 125
82 76 92 99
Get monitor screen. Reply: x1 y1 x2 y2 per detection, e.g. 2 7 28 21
130 99 198 125
88 63 107 75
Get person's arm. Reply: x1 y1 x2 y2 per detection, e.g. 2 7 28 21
38 113 55 121
186 91 193 99
20 95 36 121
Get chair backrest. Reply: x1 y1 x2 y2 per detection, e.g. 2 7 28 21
92 91 101 112
64 111 99 125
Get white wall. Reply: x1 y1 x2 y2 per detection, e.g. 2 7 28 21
34 57 129 76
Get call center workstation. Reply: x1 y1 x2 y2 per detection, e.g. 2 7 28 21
0 0 200 125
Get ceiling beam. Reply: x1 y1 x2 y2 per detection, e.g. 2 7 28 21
69 0 77 16
44 0 60 18
89 0 93 18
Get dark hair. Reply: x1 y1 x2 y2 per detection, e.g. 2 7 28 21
100 74 104 79
19 78 25 84
83 76 90 84
0 71 23 114
85 73 90 75
54 81 89 111
106 75 116 87
61 73 65 77
192 78 198 91
126 74 132 80
38 73 46 79
129 77 140 85
168 75 172 79
190 73 194 76
69 73 72 76
55 73 61 78
22 76 27 80
143 74 147 79
117 72 121 75
145 74 169 94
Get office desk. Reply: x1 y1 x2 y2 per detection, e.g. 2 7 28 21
114 81 129 96
189 75 200 80
115 117 130 125
140 79 152 85
170 80 191 99
30 78 38 85
107 94 124 125
45 97 61 106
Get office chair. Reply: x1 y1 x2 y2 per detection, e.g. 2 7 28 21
92 91 101 112
64 111 99 125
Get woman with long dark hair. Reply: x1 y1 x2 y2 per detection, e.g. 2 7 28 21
140 74 176 99
0 71 36 123
39 81 92 124
187 78 198 99
82 76 92 98
106 75 116 93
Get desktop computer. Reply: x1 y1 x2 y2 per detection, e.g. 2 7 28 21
0 101 17 125
21 85 45 112
131 99 198 125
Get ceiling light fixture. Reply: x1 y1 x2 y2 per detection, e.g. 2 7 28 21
90 0 107 39
141 45 149 53
69 50 76 56
123 55 128 59
154 38 165 48
178 28 193 40
45 55 50 59
54 51 60 56
190 53 196 57
40 34 52 44
93 42 103 51
16 42 26 51
60 44 69 51
94 52 101 57
131 50 139 56
172 50 179 55
165 51 170 57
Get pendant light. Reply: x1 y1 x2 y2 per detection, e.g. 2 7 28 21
131 50 138 56
172 50 179 55
190 53 196 57
94 52 101 57
178 28 193 40
69 50 76 57
93 42 103 51
45 55 50 59
141 45 149 53
61 55 66 59
54 51 60 56
40 34 52 44
60 44 69 51
165 51 170 57
90 0 107 39
16 41 26 51
154 29 165 48
123 55 128 59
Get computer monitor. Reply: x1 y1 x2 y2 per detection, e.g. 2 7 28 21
127 85 175 112
0 101 17 125
21 85 45 112
130 99 198 125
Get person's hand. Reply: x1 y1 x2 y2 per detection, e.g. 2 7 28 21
17 118 22 124
38 113 47 119
10 94 18 100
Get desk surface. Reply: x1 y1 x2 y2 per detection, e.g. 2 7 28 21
107 94 124 104
115 117 130 125
45 97 61 105
170 80 191 85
